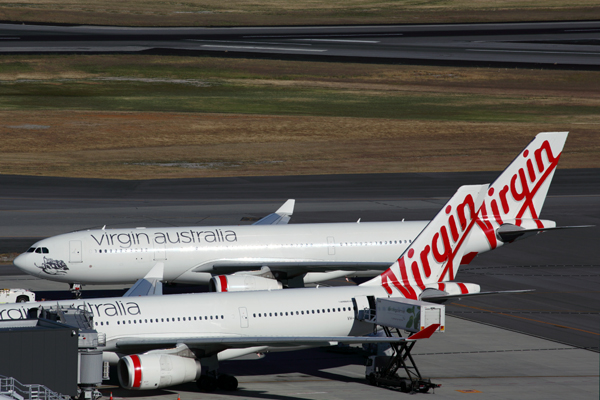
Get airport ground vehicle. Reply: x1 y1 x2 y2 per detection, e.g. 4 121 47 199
0 288 35 303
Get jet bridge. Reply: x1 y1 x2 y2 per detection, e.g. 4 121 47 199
0 306 106 400
354 296 444 393
37 306 106 400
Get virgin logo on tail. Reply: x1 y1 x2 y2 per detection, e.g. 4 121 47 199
376 185 487 299
475 132 568 249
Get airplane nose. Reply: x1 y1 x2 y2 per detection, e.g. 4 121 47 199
13 253 35 274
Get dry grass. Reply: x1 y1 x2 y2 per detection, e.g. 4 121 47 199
0 0 599 26
0 111 597 179
0 55 598 179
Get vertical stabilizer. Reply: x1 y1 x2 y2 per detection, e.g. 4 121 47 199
472 132 568 252
361 185 487 298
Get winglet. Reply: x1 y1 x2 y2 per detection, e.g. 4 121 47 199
253 199 295 225
123 262 164 297
407 324 440 340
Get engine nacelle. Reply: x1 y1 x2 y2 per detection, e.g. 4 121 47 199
209 274 283 292
117 354 201 390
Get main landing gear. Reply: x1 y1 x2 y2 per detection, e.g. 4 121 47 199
197 356 238 392
196 374 238 392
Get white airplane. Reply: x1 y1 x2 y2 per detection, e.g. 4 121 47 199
13 132 569 291
0 183 497 391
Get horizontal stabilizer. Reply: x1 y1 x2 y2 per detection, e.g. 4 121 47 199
497 224 594 243
253 199 295 225
123 262 164 297
422 289 534 303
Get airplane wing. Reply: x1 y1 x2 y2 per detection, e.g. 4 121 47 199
123 262 164 297
252 199 295 225
115 324 440 351
194 260 391 274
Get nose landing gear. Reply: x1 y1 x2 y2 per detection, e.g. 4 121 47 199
70 283 83 299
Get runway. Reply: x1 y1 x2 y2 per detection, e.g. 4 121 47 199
1 21 600 67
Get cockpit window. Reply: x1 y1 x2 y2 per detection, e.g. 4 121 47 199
35 248 42 253
27 248 35 253
42 248 49 254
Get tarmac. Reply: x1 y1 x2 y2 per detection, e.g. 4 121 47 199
0 170 597 399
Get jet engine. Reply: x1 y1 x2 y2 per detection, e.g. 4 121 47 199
118 354 201 390
209 274 283 292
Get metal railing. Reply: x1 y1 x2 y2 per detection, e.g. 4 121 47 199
0 376 69 400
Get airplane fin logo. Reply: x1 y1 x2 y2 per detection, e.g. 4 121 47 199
475 132 568 250
360 184 487 298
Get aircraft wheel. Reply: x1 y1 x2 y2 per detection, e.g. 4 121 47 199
217 374 238 391
196 376 218 392
366 374 377 386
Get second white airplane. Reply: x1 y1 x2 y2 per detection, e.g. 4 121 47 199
13 132 569 290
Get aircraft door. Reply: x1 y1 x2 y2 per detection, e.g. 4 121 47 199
327 236 336 255
69 240 82 263
153 241 167 261
239 307 249 328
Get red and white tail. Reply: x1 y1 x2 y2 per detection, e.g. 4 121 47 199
465 132 568 258
361 185 487 298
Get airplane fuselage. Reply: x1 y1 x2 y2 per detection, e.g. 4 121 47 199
15 221 429 284
0 285 390 358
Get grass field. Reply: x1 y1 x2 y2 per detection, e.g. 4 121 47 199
0 0 599 26
0 55 598 179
